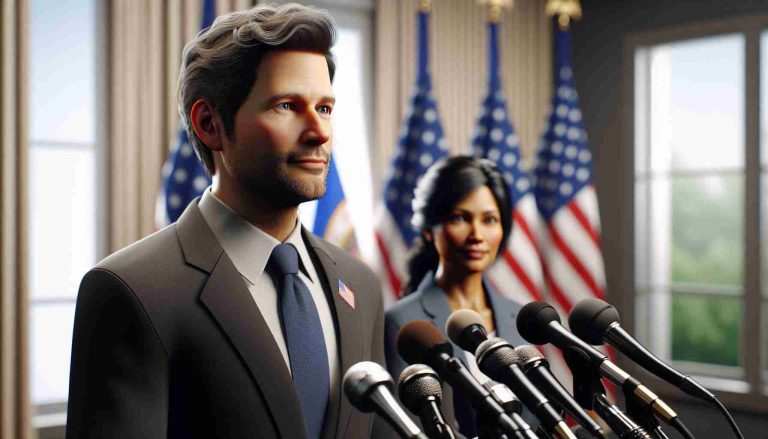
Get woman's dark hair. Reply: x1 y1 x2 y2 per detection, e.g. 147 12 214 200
404 155 513 295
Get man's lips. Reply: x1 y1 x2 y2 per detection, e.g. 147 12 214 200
289 157 328 171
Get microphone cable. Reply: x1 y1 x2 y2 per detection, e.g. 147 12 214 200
714 398 744 439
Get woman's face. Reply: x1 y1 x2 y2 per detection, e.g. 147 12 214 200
428 185 504 278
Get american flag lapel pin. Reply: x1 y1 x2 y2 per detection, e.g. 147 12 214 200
337 278 356 310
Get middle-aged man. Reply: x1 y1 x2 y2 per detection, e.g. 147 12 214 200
66 4 384 438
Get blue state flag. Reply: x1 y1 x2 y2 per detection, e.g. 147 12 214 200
156 0 216 227
312 155 358 254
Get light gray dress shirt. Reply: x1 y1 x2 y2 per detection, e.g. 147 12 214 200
198 188 340 403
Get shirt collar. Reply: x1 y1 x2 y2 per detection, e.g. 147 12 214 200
198 188 315 285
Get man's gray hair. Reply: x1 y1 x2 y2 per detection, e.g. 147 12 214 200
178 3 337 175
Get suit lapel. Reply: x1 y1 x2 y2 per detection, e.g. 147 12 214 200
305 231 362 439
176 201 305 438
418 276 454 336
485 281 525 345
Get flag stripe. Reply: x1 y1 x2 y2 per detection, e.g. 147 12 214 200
375 232 403 299
501 250 544 302
542 262 574 312
567 202 601 249
513 209 542 259
548 222 603 299
552 201 606 290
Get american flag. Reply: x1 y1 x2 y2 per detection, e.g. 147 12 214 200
374 10 449 306
156 0 216 227
338 278 356 310
534 27 606 314
313 155 358 254
471 21 546 306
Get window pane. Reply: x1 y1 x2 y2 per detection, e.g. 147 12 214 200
671 293 740 366
29 146 96 300
671 174 743 286
31 302 76 404
648 34 744 173
30 0 95 143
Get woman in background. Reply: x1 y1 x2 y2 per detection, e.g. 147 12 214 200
384 155 531 437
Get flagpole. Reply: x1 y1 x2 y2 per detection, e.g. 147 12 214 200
545 0 582 30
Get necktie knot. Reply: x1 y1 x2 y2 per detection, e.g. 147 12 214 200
270 243 299 275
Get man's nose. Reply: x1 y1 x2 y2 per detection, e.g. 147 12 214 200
300 109 331 147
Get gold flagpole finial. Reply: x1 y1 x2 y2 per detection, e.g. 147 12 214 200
478 0 514 24
545 0 582 30
419 0 431 12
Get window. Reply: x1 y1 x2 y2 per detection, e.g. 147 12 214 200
292 0 377 261
28 0 104 428
631 19 768 402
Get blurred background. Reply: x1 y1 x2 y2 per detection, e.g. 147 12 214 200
2 0 768 437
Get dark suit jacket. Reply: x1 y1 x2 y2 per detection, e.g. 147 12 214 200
66 200 384 438
384 274 534 434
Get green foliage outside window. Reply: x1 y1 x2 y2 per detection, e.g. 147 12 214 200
669 176 742 367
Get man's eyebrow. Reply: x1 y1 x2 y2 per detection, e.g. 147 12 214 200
267 93 336 104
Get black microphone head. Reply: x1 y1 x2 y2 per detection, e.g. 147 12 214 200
517 301 561 345
514 344 546 364
569 298 620 345
396 320 453 366
445 309 487 351
398 364 443 411
343 361 394 412
475 337 518 376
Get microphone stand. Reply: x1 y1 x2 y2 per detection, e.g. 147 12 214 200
623 389 670 439
562 346 658 439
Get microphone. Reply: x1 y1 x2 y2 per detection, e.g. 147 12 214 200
517 302 680 426
483 379 540 439
343 361 428 439
514 344 605 438
396 320 523 438
397 364 457 439
445 310 576 439
569 298 714 402
591 392 653 439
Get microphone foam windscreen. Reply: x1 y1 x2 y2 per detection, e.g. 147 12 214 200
568 298 620 345
396 320 449 365
517 301 561 345
513 345 544 363
446 309 485 346
398 364 443 410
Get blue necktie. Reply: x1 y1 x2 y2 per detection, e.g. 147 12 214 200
269 243 329 439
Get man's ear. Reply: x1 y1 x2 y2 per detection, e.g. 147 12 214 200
190 99 223 151
422 230 433 243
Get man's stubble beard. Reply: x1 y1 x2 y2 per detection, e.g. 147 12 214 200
236 155 329 209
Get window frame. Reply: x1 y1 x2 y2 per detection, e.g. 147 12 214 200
623 15 767 413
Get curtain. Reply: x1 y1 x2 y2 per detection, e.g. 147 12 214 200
108 0 254 251
1 0 31 437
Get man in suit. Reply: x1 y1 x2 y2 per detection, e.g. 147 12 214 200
66 4 384 438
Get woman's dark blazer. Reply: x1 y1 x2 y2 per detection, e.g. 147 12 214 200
384 273 536 433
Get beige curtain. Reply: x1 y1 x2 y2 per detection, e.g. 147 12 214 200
374 0 552 192
108 0 254 251
1 0 31 438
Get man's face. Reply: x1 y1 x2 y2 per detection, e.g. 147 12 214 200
219 50 335 207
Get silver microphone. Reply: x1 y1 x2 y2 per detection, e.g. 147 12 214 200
343 361 428 439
